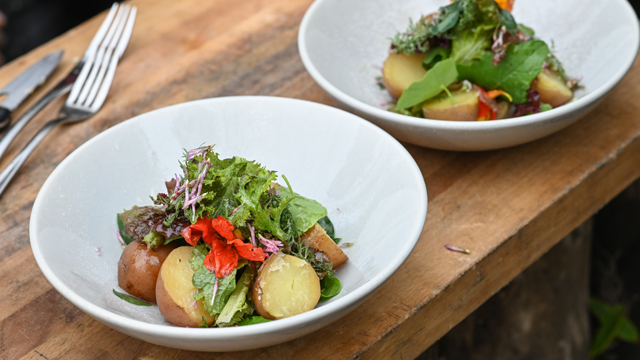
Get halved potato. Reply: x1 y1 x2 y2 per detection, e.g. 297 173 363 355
301 223 348 270
252 252 321 320
532 69 573 108
422 89 479 121
117 239 177 303
156 246 215 327
382 52 426 100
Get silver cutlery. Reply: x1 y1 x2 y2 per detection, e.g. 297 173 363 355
0 3 126 159
0 3 137 197
0 50 63 132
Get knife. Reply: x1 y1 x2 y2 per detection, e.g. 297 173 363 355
0 50 63 132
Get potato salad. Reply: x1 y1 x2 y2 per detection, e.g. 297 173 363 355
381 0 579 121
114 145 348 327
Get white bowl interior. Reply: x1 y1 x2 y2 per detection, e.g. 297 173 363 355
299 0 639 150
30 96 427 351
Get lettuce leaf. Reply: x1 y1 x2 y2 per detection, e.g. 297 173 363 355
457 40 549 104
215 270 255 327
449 0 499 65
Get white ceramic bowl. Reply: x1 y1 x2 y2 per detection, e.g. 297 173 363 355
299 0 639 151
30 96 427 351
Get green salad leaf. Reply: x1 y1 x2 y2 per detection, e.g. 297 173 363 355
499 8 517 33
318 216 341 244
189 244 238 316
238 316 272 326
215 270 255 327
457 40 549 104
117 213 133 245
431 2 461 35
113 289 152 306
397 58 458 109
423 47 451 70
320 275 342 300
278 186 328 235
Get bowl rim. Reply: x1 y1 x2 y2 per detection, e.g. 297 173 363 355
298 0 640 131
29 96 428 343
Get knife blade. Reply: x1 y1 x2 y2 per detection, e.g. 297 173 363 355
0 50 63 131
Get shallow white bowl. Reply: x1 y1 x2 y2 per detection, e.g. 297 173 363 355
30 96 427 351
299 0 639 151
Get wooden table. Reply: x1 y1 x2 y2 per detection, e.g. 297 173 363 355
0 0 639 358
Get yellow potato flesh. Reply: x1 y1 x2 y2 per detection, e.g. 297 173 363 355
422 89 479 121
382 53 426 100
156 246 215 327
532 69 573 108
301 223 348 270
253 252 320 320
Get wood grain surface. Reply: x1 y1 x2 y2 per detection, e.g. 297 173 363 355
0 0 639 359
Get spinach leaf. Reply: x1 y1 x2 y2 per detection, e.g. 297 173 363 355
397 58 458 109
277 187 328 235
457 40 548 104
238 316 272 326
499 9 517 34
431 2 460 35
113 289 152 306
318 216 341 244
320 275 342 300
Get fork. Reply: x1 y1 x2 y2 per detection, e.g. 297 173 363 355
0 3 137 197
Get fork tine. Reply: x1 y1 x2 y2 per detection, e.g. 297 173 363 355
90 6 137 111
67 3 119 104
76 4 128 105
83 4 131 107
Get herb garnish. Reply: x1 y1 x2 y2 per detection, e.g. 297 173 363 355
113 289 152 306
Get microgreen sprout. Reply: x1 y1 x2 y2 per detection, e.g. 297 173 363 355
444 243 471 254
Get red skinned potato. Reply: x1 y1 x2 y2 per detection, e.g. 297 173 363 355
301 223 348 270
117 239 177 303
253 252 321 320
422 89 479 121
382 52 426 100
156 246 216 327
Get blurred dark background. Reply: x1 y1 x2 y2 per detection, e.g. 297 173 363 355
0 0 112 64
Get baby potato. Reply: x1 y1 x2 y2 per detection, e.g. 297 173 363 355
422 89 479 121
382 52 426 100
156 246 216 327
117 239 177 303
532 69 573 108
253 252 321 320
301 223 348 270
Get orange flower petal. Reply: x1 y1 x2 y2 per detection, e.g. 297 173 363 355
205 242 239 278
181 226 202 246
211 216 235 241
229 238 267 262
495 0 514 12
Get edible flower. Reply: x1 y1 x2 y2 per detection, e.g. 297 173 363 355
494 0 514 12
476 86 497 121
181 216 266 278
